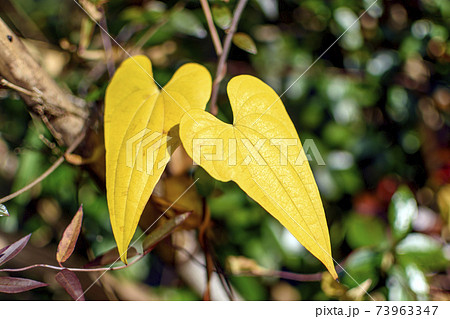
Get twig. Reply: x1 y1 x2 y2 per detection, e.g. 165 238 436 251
1 79 66 143
0 78 87 119
234 270 323 282
0 78 40 100
0 254 145 273
0 130 86 204
35 105 65 145
98 6 115 78
200 0 223 56
209 0 248 115
173 244 323 282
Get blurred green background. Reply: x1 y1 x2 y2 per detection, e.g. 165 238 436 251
0 0 449 300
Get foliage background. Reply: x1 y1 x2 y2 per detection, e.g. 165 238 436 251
0 0 449 300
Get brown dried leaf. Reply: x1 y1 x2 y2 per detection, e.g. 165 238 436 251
0 276 48 293
226 256 267 276
0 234 31 266
56 205 83 263
55 269 85 301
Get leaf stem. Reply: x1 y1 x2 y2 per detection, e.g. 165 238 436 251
209 0 248 115
98 6 115 78
0 254 144 273
200 0 223 56
174 245 324 282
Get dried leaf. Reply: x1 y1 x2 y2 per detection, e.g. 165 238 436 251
56 205 83 263
232 32 258 54
142 212 191 253
105 56 211 263
0 234 31 266
226 256 267 276
55 269 85 301
84 247 138 268
180 75 337 278
0 277 48 293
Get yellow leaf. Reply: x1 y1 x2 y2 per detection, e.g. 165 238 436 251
179 75 337 279
104 56 211 263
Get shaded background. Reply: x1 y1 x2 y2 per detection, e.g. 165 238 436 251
0 0 449 300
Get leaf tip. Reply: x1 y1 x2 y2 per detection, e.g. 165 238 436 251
328 265 339 281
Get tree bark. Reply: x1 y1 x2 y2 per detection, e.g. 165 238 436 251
0 18 88 146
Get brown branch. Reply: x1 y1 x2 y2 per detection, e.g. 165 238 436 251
233 270 323 282
98 6 115 78
200 0 223 56
0 18 88 146
174 245 323 282
209 0 248 115
0 131 86 204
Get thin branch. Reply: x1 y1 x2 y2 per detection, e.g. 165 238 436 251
0 78 39 99
0 78 87 119
173 245 323 282
200 0 223 56
234 270 323 282
0 130 86 204
98 6 115 78
209 0 248 115
0 254 145 273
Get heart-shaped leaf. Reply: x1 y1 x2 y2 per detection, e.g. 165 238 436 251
55 269 85 301
105 55 211 263
57 205 83 264
0 234 31 266
179 75 337 278
0 276 48 293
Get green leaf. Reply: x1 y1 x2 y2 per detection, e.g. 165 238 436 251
396 233 448 271
212 5 232 29
387 266 415 301
232 33 258 54
341 249 381 290
345 213 387 249
388 185 417 241
403 263 429 297
171 10 207 38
